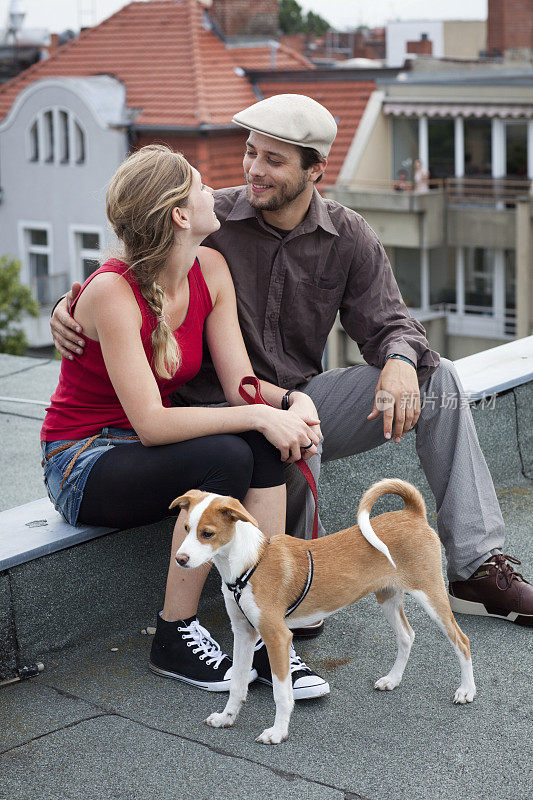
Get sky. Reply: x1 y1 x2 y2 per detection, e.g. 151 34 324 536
1 0 488 34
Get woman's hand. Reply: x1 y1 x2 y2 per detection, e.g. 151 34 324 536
254 405 320 464
50 282 85 359
286 391 322 442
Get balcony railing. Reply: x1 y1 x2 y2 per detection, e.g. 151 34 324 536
436 303 516 337
340 177 444 193
337 177 531 207
445 178 531 208
32 272 70 307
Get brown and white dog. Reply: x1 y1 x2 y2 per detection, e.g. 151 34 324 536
171 479 476 744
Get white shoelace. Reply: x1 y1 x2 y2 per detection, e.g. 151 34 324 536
178 619 227 669
289 646 311 675
254 639 311 675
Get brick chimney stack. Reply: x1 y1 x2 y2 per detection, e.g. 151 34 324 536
487 0 533 60
208 0 280 40
407 34 433 57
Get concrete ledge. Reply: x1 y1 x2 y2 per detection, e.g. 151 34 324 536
454 335 533 400
0 497 115 571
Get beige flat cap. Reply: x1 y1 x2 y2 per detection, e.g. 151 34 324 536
232 94 337 159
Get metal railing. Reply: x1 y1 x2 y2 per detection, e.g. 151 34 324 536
340 177 444 193
439 303 516 336
445 177 531 207
338 177 531 207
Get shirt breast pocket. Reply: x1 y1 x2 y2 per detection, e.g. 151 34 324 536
281 280 340 359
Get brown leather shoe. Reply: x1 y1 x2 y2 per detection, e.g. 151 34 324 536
449 554 533 627
291 620 324 639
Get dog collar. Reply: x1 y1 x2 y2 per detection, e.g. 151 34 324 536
226 550 314 620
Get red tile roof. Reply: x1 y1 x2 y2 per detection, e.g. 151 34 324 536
0 0 374 190
229 42 314 71
0 0 258 126
257 78 376 186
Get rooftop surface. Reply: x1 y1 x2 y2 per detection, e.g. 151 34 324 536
1 350 532 800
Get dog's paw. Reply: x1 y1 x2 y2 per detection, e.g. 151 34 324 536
453 685 476 704
255 726 288 745
374 674 401 691
205 711 235 728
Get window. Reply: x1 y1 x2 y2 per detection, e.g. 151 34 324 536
464 248 494 311
429 248 455 305
73 229 101 281
393 248 421 308
428 119 455 179
75 122 86 164
27 110 85 165
43 110 54 163
505 250 516 311
392 118 418 183
26 227 51 304
504 249 516 335
29 120 39 162
59 110 69 163
464 119 492 177
505 122 527 179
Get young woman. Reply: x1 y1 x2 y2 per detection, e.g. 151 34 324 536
41 145 327 696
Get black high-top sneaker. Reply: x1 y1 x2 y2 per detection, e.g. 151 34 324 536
149 613 257 691
252 638 330 700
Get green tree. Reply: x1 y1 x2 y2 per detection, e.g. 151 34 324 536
279 0 304 33
305 10 330 36
279 0 332 35
0 255 38 355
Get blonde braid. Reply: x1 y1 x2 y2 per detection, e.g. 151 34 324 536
105 144 194 379
141 280 180 380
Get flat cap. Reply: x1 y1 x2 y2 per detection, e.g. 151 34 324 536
232 94 337 159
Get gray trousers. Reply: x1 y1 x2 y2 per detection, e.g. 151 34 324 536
284 358 504 582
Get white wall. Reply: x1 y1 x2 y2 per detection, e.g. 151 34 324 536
0 79 128 346
386 20 444 67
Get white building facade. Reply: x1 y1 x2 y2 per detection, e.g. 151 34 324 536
0 76 129 345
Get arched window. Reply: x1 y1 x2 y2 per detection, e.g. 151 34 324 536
29 120 39 161
74 121 85 164
27 109 86 165
43 110 54 162
59 110 69 163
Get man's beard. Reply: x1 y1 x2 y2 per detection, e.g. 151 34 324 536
245 173 308 211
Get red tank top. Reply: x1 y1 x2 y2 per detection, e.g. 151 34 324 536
41 258 213 441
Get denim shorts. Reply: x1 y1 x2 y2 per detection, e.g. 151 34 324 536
41 427 140 526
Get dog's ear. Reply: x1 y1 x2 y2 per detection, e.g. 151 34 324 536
169 489 205 512
218 497 258 527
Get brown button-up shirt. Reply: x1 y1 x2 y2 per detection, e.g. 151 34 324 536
172 186 439 405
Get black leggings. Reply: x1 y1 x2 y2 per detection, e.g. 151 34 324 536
77 431 284 529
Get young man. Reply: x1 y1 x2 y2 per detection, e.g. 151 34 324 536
52 94 532 638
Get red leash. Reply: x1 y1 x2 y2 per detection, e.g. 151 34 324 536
239 376 319 539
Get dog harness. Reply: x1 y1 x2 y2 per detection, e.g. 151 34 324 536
226 549 314 623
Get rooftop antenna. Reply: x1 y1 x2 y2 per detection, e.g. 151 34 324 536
78 0 97 30
5 0 26 44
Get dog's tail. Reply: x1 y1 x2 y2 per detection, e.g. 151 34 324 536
356 479 427 569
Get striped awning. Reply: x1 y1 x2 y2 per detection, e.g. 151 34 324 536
383 102 533 119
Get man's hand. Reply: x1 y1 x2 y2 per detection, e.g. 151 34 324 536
50 282 84 359
367 358 420 442
287 391 322 443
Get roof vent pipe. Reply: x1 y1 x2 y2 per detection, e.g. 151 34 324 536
270 39 280 69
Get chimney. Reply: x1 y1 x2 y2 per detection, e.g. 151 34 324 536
487 0 533 60
208 0 279 40
407 35 433 57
